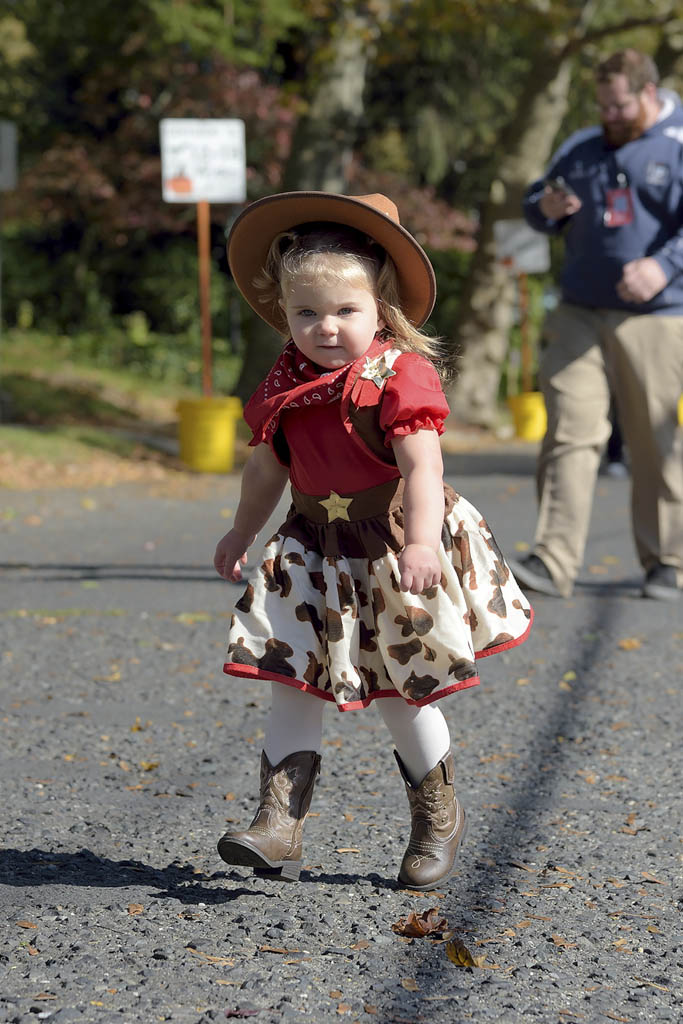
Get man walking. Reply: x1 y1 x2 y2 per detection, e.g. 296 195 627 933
511 49 683 601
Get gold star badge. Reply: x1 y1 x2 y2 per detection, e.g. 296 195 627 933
319 491 353 522
360 354 397 389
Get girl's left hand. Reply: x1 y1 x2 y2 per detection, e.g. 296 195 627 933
398 543 441 595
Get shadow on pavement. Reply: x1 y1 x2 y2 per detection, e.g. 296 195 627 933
376 591 629 1021
0 562 227 583
1 847 402 912
1 848 208 889
1 847 278 904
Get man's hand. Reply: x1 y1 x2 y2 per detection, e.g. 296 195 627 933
538 186 582 221
616 258 668 304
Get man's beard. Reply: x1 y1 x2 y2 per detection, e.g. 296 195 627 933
602 101 649 148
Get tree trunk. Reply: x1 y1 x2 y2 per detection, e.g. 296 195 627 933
283 10 369 193
235 6 370 401
447 55 573 426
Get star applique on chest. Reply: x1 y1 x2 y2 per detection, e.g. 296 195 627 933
360 354 397 389
319 491 353 522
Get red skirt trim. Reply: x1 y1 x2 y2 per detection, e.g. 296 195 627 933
222 662 480 711
475 607 534 659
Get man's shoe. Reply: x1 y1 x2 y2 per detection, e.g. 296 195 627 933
642 563 681 601
508 553 561 597
604 460 629 479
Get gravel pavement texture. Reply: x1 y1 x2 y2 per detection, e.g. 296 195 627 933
1 442 681 1024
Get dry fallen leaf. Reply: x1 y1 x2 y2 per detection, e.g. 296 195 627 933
445 938 487 968
16 921 38 929
186 946 234 966
259 945 302 954
618 637 642 651
633 977 667 991
551 934 578 949
401 978 419 991
128 904 144 916
392 908 449 938
641 871 665 885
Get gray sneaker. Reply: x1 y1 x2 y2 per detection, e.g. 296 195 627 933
642 563 681 601
508 554 561 598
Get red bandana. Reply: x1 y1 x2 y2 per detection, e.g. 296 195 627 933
244 334 387 445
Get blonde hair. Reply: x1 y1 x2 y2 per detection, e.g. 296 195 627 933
253 223 444 365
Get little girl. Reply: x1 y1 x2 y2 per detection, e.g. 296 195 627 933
214 191 533 890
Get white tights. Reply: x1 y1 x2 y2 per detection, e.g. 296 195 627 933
263 682 451 786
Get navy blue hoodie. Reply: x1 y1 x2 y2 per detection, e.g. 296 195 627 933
523 92 683 314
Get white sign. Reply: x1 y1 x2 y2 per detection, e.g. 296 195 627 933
493 219 550 274
0 121 17 191
160 118 246 204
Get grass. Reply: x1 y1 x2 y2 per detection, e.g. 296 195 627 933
0 329 247 489
1 328 213 426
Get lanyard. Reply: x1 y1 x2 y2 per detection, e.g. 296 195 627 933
604 170 633 227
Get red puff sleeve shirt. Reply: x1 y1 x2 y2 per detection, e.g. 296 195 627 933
281 352 449 495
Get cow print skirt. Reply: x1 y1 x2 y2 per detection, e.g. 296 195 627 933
223 482 533 711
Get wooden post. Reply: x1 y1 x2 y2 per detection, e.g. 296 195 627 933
197 199 212 397
518 271 532 393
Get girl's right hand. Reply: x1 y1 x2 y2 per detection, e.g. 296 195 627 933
214 528 256 581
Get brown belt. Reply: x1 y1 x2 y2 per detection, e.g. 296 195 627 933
291 478 404 524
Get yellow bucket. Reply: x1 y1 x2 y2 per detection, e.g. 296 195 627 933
177 396 243 473
507 391 547 443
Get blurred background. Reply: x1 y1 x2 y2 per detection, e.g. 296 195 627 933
1 0 682 485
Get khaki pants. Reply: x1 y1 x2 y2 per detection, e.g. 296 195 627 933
534 303 683 596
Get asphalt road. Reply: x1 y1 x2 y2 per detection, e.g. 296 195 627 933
1 443 681 1024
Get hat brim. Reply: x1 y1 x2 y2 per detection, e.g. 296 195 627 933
227 191 436 331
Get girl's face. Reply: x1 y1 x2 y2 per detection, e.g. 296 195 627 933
280 278 384 370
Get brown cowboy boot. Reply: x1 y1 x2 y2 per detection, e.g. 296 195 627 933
395 750 467 890
217 749 321 882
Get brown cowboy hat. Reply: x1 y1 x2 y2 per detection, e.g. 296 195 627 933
227 191 436 331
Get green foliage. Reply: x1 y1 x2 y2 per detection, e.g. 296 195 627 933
149 0 308 67
2 0 679 412
1 328 242 415
423 248 474 347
